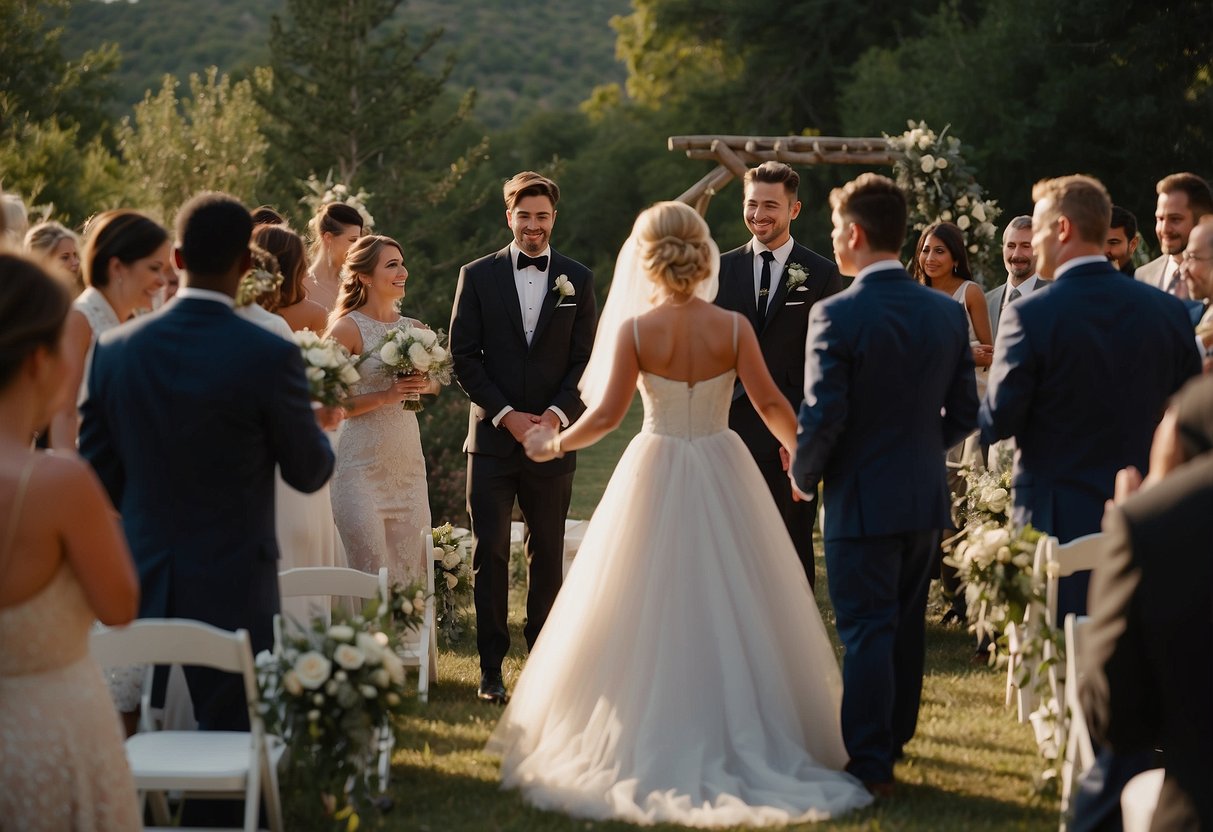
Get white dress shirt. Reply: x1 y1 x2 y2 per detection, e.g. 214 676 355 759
176 286 235 308
1001 274 1042 308
1053 254 1112 279
751 236 796 309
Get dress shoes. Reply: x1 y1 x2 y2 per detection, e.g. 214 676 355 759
477 670 508 704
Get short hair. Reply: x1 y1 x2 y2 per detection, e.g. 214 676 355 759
503 171 559 212
1109 205 1138 241
0 253 70 390
174 192 253 278
252 224 308 308
251 205 286 226
1031 175 1112 246
910 222 972 286
828 173 907 254
1157 172 1213 219
1004 215 1033 235
82 210 169 288
743 161 800 201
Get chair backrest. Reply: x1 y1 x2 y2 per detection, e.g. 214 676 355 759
1043 534 1104 627
278 566 388 602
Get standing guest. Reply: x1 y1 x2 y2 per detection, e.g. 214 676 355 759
986 216 1043 341
1105 206 1140 276
449 171 597 704
0 253 141 831
49 210 170 450
714 161 842 589
1136 172 1213 299
25 221 83 296
980 175 1201 618
251 205 286 226
792 174 978 795
326 235 434 587
1179 216 1213 371
306 202 364 312
79 192 335 739
911 222 994 372
255 223 328 333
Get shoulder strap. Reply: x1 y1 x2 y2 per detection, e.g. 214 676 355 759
732 312 739 358
0 456 37 572
632 317 640 352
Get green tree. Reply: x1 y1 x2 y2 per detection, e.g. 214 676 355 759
116 67 272 225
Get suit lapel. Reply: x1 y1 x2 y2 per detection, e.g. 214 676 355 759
491 246 527 344
529 252 563 349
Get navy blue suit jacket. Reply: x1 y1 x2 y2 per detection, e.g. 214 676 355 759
80 297 335 649
979 260 1201 542
792 265 978 540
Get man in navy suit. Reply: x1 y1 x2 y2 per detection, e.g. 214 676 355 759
791 173 978 795
81 192 336 732
715 162 843 588
980 175 1200 619
449 171 597 703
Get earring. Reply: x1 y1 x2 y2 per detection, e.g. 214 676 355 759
952 264 958 275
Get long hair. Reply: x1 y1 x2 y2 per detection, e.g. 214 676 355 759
0 253 70 390
910 221 971 286
327 235 403 330
253 224 308 308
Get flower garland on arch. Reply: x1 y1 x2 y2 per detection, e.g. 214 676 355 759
300 170 376 230
887 121 1002 284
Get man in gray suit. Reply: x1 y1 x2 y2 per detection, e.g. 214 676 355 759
985 215 1043 341
1135 172 1213 298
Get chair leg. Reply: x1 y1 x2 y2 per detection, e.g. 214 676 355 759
377 722 394 793
244 750 262 832
263 747 284 832
148 791 172 826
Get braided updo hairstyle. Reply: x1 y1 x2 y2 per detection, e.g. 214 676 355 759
635 201 714 298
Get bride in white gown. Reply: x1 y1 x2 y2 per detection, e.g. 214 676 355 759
487 202 872 826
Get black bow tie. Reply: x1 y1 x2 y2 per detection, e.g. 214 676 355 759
516 252 549 271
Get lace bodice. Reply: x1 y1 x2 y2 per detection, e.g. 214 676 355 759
73 287 122 407
638 371 736 439
0 566 92 676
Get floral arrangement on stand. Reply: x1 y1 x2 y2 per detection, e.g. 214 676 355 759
887 120 1003 283
430 523 472 646
257 591 422 828
293 329 361 407
300 171 375 230
361 322 454 412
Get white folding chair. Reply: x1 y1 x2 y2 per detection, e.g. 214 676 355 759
1120 768 1164 832
1059 614 1096 829
91 619 283 832
399 531 437 704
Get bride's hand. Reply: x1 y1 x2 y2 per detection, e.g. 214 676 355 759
523 424 562 462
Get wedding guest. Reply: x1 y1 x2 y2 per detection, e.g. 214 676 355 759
1 193 29 247
306 202 364 312
0 253 141 830
49 210 170 450
986 216 1042 341
714 161 843 588
256 223 329 333
1136 172 1213 298
911 222 994 370
326 235 434 587
980 174 1201 618
1105 206 1139 276
25 220 83 296
1179 217 1213 371
251 205 286 226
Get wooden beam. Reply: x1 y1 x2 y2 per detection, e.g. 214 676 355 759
710 139 750 179
675 164 734 215
670 134 892 153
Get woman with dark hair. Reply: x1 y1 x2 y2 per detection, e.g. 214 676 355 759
306 202 364 312
911 222 993 369
325 235 434 586
254 223 328 333
49 210 170 449
0 254 141 830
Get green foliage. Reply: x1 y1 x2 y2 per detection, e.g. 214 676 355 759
116 67 271 226
0 115 120 223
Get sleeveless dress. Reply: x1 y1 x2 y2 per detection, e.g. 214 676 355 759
73 286 121 408
330 311 431 587
950 280 988 397
0 460 141 830
488 315 873 826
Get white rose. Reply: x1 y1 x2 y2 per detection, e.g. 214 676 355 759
304 347 328 367
380 341 402 365
554 274 575 297
971 203 987 222
431 546 446 561
372 668 391 689
382 650 405 685
386 692 401 706
397 597 413 616
935 156 948 170
968 244 979 253
333 644 365 671
334 670 347 682
982 527 1011 549
442 550 462 570
919 154 936 172
996 545 1012 563
283 670 304 696
295 330 319 347
312 693 324 705
339 364 360 385
416 328 437 348
413 592 426 613
356 631 383 663
374 631 389 647
305 366 325 383
407 341 432 371
957 215 972 230
1012 551 1031 569
445 573 459 590
360 684 378 699
430 345 447 363
956 195 970 208
981 487 1009 514
327 624 355 642
918 134 932 150
941 210 953 221
293 651 332 689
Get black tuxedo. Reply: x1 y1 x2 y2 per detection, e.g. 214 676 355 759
714 240 843 586
80 295 335 731
449 244 596 671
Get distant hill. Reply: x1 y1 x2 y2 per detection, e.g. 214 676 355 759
61 0 629 128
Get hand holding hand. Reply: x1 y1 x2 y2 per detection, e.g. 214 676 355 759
523 424 562 462
502 410 542 444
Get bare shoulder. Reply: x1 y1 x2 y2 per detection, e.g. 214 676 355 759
327 314 363 352
29 451 99 499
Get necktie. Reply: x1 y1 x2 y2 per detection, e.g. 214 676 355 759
517 252 549 272
1007 287 1021 305
758 251 775 320
1166 262 1189 300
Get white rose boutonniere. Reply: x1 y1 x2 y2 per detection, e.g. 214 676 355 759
785 263 809 291
553 274 575 298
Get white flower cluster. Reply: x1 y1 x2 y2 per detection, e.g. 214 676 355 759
300 171 376 230
431 523 471 592
292 329 360 407
235 267 283 308
887 121 1003 281
379 323 445 374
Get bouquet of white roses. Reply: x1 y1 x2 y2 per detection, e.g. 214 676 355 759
293 329 361 408
431 523 472 645
364 322 454 412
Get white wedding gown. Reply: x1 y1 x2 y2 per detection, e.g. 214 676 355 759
488 361 873 826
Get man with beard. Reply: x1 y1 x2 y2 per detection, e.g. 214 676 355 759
1136 172 1213 299
985 215 1043 341
1180 216 1213 371
1105 206 1140 275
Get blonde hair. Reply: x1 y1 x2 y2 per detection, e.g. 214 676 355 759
327 234 403 329
1031 175 1112 246
635 201 713 297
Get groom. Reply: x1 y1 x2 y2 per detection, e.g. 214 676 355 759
449 171 597 703
791 174 978 795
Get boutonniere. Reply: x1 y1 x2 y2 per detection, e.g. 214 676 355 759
785 262 809 291
553 274 575 298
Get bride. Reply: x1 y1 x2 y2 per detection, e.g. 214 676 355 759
487 201 872 826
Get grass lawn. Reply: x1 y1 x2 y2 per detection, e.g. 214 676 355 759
284 397 1059 830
